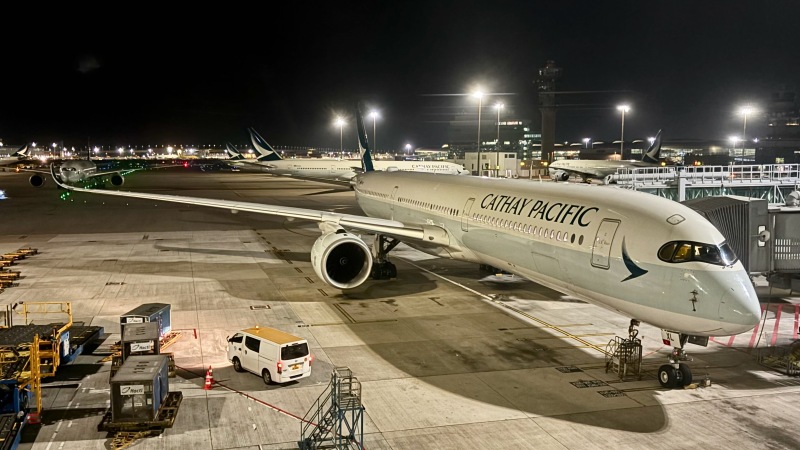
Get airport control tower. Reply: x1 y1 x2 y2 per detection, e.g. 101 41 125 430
535 60 562 163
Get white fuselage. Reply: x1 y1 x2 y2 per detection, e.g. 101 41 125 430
240 158 468 180
549 159 662 180
57 160 98 184
353 171 761 337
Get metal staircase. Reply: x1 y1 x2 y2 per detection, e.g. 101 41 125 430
298 367 365 450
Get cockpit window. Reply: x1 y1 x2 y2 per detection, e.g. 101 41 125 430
657 241 738 266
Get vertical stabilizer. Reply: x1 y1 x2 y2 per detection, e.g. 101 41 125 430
247 128 283 161
356 103 374 172
12 144 29 158
642 129 663 164
225 143 245 160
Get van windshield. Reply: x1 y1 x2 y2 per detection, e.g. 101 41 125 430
281 343 309 360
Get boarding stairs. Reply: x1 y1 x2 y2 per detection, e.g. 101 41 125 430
298 366 365 450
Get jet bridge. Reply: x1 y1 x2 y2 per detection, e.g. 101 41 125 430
682 192 800 290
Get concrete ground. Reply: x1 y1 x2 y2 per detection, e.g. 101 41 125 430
1 168 799 450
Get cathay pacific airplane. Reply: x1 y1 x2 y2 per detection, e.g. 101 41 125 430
51 106 760 389
246 127 469 180
21 151 178 188
549 129 664 183
0 144 31 167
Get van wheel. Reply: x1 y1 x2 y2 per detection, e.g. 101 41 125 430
262 369 273 385
232 357 243 373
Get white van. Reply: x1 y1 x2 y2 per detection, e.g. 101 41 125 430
227 326 313 384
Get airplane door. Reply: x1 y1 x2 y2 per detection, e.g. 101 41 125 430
591 219 620 269
461 198 475 232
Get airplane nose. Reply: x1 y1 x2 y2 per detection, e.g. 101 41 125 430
718 276 761 335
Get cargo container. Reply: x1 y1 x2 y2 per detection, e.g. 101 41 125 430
110 355 170 423
120 303 171 338
121 322 160 361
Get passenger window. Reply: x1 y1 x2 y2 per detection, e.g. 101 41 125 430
245 336 260 352
228 333 243 344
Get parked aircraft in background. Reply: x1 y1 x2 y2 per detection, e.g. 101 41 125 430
246 127 469 180
0 144 30 167
52 107 759 389
549 129 664 183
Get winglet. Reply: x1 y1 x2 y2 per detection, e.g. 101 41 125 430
247 127 283 161
642 129 663 164
225 143 245 160
356 103 374 172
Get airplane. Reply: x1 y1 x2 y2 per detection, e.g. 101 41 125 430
51 105 760 389
245 127 470 180
549 129 664 183
0 144 31 167
20 150 181 188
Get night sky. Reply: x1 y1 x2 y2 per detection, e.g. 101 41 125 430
3 2 798 152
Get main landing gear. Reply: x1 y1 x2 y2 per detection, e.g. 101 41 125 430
657 330 693 389
370 234 398 280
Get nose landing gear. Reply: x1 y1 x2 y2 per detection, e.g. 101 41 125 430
658 331 694 388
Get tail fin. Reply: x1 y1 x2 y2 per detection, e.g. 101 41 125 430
12 144 29 158
356 103 374 172
247 127 283 161
641 129 663 164
225 143 245 160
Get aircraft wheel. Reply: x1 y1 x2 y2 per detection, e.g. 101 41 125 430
658 364 678 389
678 363 693 386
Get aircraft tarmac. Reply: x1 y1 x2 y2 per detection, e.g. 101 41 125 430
1 169 799 449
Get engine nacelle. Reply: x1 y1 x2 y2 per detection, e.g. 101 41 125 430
551 170 570 182
110 174 124 186
310 230 372 289
29 174 46 188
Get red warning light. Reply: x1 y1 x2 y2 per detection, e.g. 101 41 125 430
183 162 189 168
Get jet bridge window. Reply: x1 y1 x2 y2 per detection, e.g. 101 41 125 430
657 241 738 266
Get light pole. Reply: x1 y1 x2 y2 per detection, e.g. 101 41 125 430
616 104 630 155
472 90 484 175
369 110 379 152
738 106 755 153
583 138 590 149
405 143 411 156
334 117 345 155
494 102 504 177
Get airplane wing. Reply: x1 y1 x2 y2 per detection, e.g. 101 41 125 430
49 164 430 241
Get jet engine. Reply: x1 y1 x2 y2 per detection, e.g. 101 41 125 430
109 174 124 186
310 230 373 289
551 170 570 182
29 174 46 187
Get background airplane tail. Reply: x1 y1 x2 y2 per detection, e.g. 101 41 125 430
11 144 29 158
356 103 375 172
247 128 283 161
642 129 663 164
225 143 245 160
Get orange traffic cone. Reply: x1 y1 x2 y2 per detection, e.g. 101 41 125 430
203 366 213 390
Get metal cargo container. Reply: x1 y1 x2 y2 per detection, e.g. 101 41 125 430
121 322 161 361
110 355 170 423
120 303 171 338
